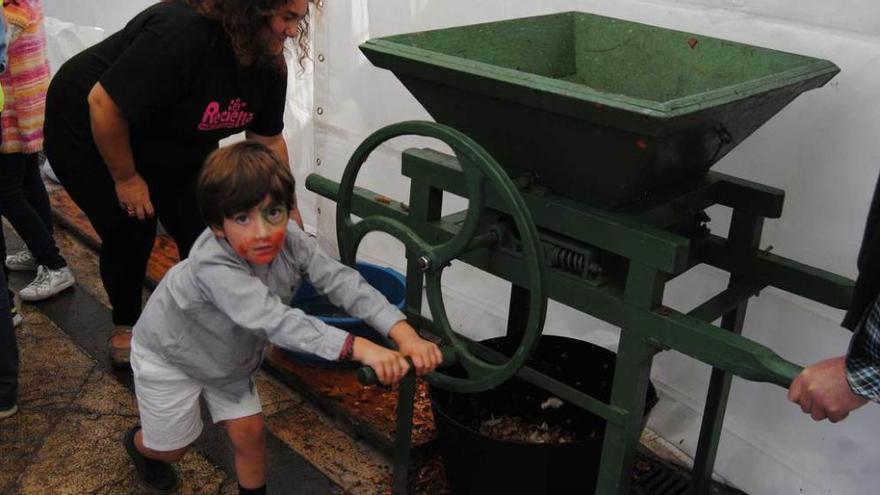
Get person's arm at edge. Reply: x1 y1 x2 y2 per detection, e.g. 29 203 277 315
3 0 33 47
0 7 7 77
87 82 154 220
788 354 869 422
789 291 880 422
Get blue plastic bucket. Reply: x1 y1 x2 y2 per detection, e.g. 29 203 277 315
283 261 406 365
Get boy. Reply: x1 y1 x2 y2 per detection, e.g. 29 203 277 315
125 141 443 494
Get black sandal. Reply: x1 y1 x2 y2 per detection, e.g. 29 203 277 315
123 426 180 494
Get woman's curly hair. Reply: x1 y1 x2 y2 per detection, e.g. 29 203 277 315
175 0 313 72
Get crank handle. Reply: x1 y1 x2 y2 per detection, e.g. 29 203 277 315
357 346 458 386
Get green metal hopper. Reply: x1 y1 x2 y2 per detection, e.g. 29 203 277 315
361 11 839 209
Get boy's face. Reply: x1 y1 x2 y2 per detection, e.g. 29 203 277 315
212 195 289 265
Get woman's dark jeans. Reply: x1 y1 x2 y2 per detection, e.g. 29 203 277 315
0 153 66 270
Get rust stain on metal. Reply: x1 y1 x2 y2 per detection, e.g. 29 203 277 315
375 195 393 204
687 37 699 49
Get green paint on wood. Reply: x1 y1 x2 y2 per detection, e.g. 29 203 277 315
361 11 839 210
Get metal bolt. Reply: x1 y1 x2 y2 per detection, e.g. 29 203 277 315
317 207 321 215
316 158 322 166
318 54 325 63
316 107 324 116
417 256 431 272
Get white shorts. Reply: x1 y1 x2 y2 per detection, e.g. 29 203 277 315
131 341 263 452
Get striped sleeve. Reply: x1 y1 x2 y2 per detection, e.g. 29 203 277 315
845 294 880 402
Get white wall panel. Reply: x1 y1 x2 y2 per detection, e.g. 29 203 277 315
669 0 880 37
44 0 152 32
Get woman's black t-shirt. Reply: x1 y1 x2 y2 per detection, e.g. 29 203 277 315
48 2 287 175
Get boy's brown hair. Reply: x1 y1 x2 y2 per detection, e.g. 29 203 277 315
197 141 296 228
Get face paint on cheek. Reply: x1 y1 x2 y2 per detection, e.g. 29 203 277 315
234 241 250 259
244 229 287 264
263 230 286 259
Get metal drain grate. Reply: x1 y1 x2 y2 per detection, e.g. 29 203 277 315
631 450 748 495
632 456 690 495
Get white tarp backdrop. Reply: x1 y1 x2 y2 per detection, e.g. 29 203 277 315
44 2 880 494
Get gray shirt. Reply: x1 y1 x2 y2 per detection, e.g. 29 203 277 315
133 221 405 395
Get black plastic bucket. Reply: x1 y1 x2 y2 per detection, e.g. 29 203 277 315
430 335 658 494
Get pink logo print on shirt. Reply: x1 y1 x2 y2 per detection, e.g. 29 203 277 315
198 98 255 131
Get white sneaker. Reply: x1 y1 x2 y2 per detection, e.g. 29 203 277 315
5 249 36 271
18 266 76 302
0 403 17 419
11 293 22 327
11 306 22 328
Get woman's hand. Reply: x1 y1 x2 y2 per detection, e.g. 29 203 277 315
352 336 410 386
389 321 443 376
115 174 155 220
88 81 150 220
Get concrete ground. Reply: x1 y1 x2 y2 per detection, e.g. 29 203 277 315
0 223 396 494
